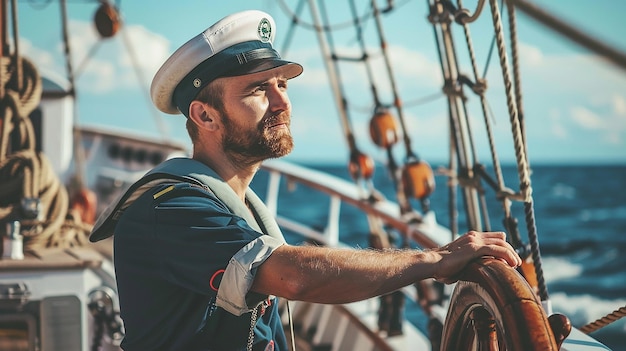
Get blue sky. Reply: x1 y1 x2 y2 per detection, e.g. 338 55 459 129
16 0 626 165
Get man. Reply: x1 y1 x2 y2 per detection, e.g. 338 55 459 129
90 10 522 351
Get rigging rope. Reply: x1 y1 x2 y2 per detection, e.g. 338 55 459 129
278 0 306 56
370 0 436 216
307 0 379 202
579 305 626 335
315 0 358 153
119 25 170 141
59 0 87 192
346 0 406 209
488 0 548 303
350 0 381 108
283 1 435 216
370 0 411 158
430 0 546 298
450 4 496 236
277 0 413 32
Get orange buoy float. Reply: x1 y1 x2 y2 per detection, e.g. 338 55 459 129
369 108 399 149
70 187 98 224
402 159 435 200
348 150 375 181
94 1 121 38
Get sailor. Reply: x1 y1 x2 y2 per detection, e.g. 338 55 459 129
89 10 522 351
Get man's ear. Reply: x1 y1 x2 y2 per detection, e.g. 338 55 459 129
188 101 219 131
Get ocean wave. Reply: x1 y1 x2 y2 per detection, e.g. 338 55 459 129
550 292 626 351
580 206 626 222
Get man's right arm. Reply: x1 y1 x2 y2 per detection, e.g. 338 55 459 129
251 231 522 303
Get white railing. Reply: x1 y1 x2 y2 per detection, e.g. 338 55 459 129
260 159 452 251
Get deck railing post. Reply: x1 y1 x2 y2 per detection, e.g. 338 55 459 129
325 195 341 246
265 171 281 217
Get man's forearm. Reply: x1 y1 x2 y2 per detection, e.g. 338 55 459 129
251 244 439 303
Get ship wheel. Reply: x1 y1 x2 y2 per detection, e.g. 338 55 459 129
440 258 567 351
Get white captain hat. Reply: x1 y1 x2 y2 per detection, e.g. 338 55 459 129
150 10 303 117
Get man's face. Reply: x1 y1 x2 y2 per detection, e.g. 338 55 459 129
216 70 294 164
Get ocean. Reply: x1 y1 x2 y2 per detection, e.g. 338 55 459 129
251 162 626 350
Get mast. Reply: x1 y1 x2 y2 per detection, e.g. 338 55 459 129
1 0 6 98
0 0 6 161
428 0 483 231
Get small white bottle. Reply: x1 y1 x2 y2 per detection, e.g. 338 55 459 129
3 221 24 260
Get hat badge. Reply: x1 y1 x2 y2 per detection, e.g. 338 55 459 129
257 18 271 43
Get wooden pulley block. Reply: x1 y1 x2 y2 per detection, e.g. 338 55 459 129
369 109 399 149
94 2 121 38
402 160 435 199
348 150 375 180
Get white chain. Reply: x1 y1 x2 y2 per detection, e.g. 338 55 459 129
247 306 258 351
246 300 296 351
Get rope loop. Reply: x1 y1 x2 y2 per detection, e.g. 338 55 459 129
1 55 91 250
455 0 486 24
454 8 471 25
1 56 42 118
1 56 42 161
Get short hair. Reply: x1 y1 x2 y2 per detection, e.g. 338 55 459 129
185 79 225 142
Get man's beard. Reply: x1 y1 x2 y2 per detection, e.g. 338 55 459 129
220 111 294 165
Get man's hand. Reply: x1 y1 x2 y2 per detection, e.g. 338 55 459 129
432 231 522 284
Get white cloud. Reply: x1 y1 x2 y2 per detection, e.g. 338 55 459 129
29 20 172 95
612 94 626 116
80 60 117 93
387 44 443 88
607 96 626 144
566 95 626 145
570 106 605 130
117 24 172 85
549 108 567 139
19 39 56 70
66 20 100 70
519 42 544 66
500 42 626 151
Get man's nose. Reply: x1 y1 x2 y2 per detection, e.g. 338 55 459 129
268 86 290 112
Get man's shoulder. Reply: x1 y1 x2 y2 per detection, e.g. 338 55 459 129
153 182 231 212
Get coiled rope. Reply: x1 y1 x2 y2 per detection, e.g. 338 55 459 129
0 55 89 250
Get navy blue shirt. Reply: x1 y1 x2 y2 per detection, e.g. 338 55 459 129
113 182 287 350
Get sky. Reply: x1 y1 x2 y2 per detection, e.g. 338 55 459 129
14 0 626 165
